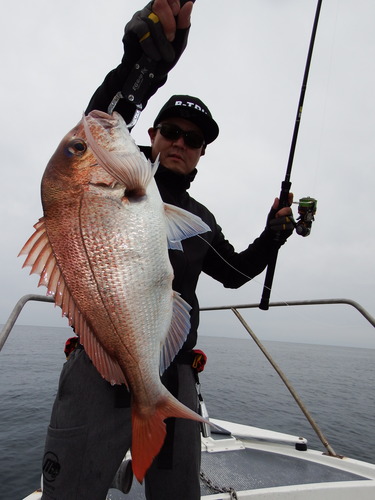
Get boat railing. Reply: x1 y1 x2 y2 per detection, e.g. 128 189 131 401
1 295 374 457
0 294 55 351
202 299 374 457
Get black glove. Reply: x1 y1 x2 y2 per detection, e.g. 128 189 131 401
266 208 295 245
122 2 190 78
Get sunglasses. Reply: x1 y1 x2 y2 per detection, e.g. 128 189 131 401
155 123 205 149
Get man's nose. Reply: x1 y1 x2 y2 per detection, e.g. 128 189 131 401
172 135 186 147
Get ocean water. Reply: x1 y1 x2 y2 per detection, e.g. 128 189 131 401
1 325 374 499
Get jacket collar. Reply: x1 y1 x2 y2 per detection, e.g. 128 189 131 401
140 145 197 192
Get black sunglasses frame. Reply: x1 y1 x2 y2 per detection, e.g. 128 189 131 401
155 123 205 149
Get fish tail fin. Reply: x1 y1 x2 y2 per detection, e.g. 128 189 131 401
131 393 208 483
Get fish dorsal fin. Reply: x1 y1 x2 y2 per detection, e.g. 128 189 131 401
19 218 126 386
160 291 192 374
164 204 211 251
79 324 127 386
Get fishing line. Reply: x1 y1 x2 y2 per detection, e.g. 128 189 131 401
195 234 339 331
196 234 291 308
308 0 340 195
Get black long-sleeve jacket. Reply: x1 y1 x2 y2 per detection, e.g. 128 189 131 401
150 157 281 350
86 31 283 351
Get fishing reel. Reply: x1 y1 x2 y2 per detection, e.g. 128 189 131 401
294 196 317 237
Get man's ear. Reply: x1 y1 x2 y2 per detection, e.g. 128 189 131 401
148 127 157 143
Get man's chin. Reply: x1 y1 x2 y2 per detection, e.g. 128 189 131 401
163 159 190 175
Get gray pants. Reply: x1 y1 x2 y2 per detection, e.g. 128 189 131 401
41 348 201 500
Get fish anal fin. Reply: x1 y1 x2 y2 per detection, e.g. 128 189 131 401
131 393 208 483
163 204 211 251
160 292 191 375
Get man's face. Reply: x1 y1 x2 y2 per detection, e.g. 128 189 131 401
148 117 206 175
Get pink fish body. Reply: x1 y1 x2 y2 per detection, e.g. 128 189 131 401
19 110 211 481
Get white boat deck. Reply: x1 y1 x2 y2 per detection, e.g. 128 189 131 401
106 421 375 499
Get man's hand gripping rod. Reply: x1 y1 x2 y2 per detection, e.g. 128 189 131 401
259 0 323 310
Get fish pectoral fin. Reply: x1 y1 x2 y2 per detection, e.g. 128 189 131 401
159 292 191 374
131 393 207 483
163 203 211 251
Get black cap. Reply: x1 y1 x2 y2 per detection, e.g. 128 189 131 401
153 95 219 144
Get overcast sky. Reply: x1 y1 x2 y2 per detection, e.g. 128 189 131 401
1 0 374 348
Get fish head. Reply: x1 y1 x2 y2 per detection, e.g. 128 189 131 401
82 110 156 196
41 110 156 215
41 117 120 212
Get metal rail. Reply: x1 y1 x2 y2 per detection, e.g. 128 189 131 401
1 294 374 456
231 307 338 456
201 298 374 458
0 294 54 351
201 298 375 327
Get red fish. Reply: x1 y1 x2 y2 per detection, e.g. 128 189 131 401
20 110 211 481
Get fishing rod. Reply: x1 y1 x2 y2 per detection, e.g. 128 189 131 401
259 0 322 311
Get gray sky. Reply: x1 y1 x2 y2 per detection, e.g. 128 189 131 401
1 0 374 348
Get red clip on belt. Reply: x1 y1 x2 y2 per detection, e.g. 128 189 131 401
64 336 79 359
192 349 207 373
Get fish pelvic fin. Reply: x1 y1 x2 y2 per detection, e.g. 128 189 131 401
164 204 211 251
131 393 208 483
19 218 126 386
83 111 158 195
160 292 191 375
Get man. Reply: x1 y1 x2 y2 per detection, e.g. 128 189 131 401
41 2 294 499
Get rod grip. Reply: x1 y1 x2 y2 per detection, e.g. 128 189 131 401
259 180 291 310
259 250 278 310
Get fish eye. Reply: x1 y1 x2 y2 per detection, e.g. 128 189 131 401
66 139 87 157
